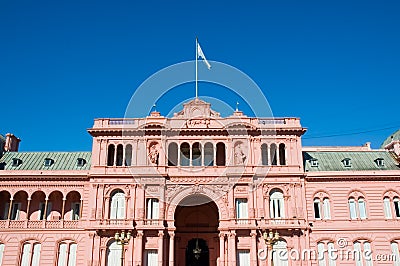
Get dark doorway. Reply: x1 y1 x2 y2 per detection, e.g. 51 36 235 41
186 238 209 266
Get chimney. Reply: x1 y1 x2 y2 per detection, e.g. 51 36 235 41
4 133 21 152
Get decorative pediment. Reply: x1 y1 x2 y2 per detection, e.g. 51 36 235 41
173 98 220 119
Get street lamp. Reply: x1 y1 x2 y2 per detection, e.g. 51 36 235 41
262 230 280 266
114 230 131 266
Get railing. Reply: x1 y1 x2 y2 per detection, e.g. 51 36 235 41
143 219 163 226
235 219 252 225
257 218 306 228
100 219 133 226
0 219 81 229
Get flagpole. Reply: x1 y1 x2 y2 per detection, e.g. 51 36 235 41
195 37 198 99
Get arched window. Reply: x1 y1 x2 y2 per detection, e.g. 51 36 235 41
216 142 226 166
20 241 41 266
270 144 277 166
272 240 288 266
204 142 214 166
192 142 202 166
116 144 123 166
391 241 400 265
270 190 284 219
279 143 286 165
57 241 77 266
261 144 268 165
106 240 122 266
110 190 125 219
107 144 115 166
125 144 132 166
0 243 4 265
168 142 178 166
317 241 336 266
180 142 190 166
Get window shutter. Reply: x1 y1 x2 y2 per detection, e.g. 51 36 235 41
358 199 367 219
237 250 250 266
323 198 331 219
363 242 373 266
20 243 31 266
0 243 5 266
31 243 41 266
57 243 67 266
152 200 159 219
349 199 357 219
327 242 336 266
117 195 125 219
383 197 392 219
68 243 77 266
390 242 400 265
317 242 326 266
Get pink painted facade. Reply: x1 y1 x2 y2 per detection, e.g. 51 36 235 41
0 99 399 266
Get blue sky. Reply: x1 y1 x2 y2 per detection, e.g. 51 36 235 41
1 0 399 151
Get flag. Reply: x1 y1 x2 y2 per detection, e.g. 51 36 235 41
197 42 211 69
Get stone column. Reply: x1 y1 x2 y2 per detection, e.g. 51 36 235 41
43 197 49 221
135 230 143 265
168 231 175 266
104 197 110 219
61 198 66 220
26 198 31 220
219 232 226 266
158 231 164 265
250 230 257 265
227 231 236 266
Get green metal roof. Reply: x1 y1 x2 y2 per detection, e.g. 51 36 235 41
0 152 91 170
381 129 400 148
303 151 399 172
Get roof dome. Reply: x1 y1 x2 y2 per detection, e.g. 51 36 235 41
381 129 400 148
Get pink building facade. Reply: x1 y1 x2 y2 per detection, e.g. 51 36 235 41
0 99 399 266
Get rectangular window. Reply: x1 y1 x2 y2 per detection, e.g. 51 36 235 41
71 203 80 220
237 250 250 266
144 249 158 266
10 202 21 220
146 199 159 220
235 199 248 223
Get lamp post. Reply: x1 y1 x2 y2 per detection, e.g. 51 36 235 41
114 230 131 266
262 230 280 266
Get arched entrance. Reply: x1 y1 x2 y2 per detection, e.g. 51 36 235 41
174 195 219 266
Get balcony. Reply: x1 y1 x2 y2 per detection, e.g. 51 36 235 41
257 218 306 230
0 219 81 229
